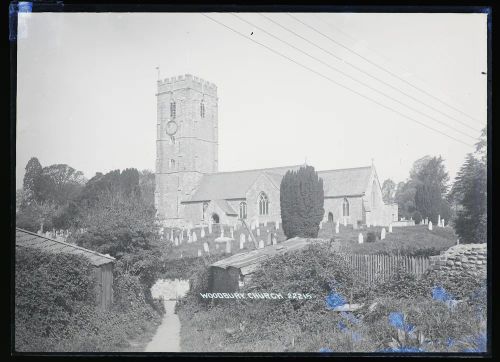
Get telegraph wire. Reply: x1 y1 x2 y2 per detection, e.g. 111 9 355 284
259 13 481 134
233 13 476 141
287 13 484 127
201 14 473 147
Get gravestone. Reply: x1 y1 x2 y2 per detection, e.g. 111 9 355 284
381 228 386 240
240 234 245 249
201 227 205 238
203 242 209 253
220 227 224 238
258 240 265 249
272 235 277 245
442 219 445 227
438 214 441 227
192 232 197 242
251 222 256 231
358 233 363 244
319 222 323 230
174 237 179 246
275 220 280 230
187 230 192 243
208 222 212 234
256 228 260 236
388 224 393 233
352 221 358 230
343 218 347 227
170 229 174 241
367 222 371 228
230 227 234 239
267 233 272 245
263 220 267 227
428 221 433 231
197 249 202 257
335 221 339 234
225 241 232 254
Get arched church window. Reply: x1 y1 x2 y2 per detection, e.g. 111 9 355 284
259 192 269 215
372 181 378 209
239 202 247 219
200 100 205 118
202 202 209 220
170 101 176 119
343 198 350 217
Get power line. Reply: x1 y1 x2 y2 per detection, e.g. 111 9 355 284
259 13 481 134
201 14 473 147
287 13 484 127
233 13 476 141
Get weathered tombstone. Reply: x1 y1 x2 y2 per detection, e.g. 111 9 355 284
381 228 386 240
170 229 174 241
174 237 179 246
335 221 339 234
230 227 234 239
275 220 280 230
37 230 42 235
251 221 256 230
197 249 202 257
352 221 358 230
187 230 192 243
267 233 272 245
428 221 433 231
220 227 224 238
456 239 460 245
256 228 260 236
263 220 267 227
240 234 245 249
225 240 232 254
192 232 197 242
358 233 363 244
438 214 441 227
442 219 445 227
319 222 323 230
208 222 212 234
258 240 265 249
343 218 347 227
388 224 393 233
201 227 205 238
203 242 209 253
272 234 277 245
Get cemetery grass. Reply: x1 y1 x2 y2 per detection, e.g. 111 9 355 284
176 243 486 353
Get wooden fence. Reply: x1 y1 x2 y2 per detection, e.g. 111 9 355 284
337 253 431 285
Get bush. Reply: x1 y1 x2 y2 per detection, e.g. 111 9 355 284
412 210 422 225
366 232 377 243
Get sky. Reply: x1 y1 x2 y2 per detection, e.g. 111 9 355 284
16 12 487 189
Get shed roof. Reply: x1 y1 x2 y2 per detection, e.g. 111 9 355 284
210 237 323 276
15 228 116 267
184 165 372 202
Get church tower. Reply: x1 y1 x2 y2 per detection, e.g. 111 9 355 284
155 74 218 227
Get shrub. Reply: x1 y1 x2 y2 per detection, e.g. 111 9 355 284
366 232 377 243
412 210 422 225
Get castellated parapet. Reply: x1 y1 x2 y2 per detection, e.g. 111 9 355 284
157 74 217 97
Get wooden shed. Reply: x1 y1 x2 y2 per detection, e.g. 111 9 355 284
209 237 319 293
15 228 116 311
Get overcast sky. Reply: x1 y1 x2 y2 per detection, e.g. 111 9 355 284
16 12 487 189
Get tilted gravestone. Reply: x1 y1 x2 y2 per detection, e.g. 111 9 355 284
358 233 363 244
259 240 265 249
428 221 433 231
388 224 393 233
381 228 386 240
201 227 205 238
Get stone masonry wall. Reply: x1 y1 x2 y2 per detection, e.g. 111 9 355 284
428 243 487 278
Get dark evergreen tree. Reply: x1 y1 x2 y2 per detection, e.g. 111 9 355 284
22 157 43 207
280 165 324 239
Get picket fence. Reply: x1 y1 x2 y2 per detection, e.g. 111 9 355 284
337 253 431 285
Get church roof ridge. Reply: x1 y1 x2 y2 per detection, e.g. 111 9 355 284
317 165 372 174
208 164 303 176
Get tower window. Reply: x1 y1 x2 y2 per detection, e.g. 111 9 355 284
343 198 350 217
169 159 176 169
170 101 176 119
239 202 247 219
258 192 269 215
200 101 205 118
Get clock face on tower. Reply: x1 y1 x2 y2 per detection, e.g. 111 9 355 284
166 120 178 135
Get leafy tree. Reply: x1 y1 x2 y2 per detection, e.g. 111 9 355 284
394 181 416 220
280 165 324 239
410 155 450 194
38 164 86 205
22 157 43 207
381 179 396 204
449 155 487 244
139 170 155 207
414 183 441 223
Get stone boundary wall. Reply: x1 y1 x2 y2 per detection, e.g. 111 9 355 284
428 243 486 277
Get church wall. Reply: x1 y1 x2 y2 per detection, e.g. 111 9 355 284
323 196 363 226
246 174 281 226
363 168 398 226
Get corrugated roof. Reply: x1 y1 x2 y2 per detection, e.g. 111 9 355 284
211 237 322 275
16 228 115 267
185 165 372 202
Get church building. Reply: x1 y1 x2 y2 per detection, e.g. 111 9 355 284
155 74 398 229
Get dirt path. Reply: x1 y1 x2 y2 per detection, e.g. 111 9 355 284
145 300 181 352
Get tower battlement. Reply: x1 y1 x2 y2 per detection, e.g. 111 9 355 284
157 74 217 96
